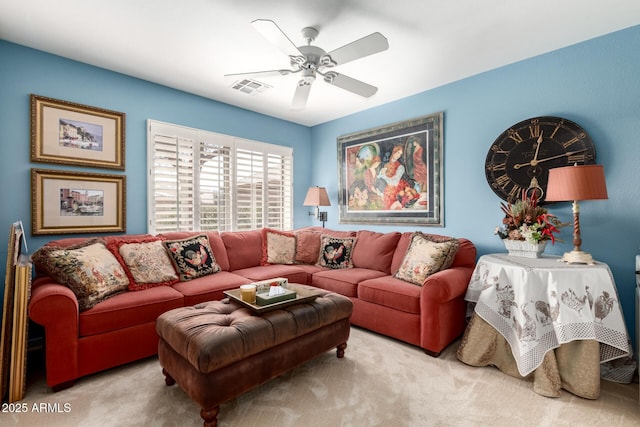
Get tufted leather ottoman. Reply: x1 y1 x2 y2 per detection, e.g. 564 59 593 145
156 284 353 427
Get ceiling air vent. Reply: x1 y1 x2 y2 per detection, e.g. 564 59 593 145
230 79 272 95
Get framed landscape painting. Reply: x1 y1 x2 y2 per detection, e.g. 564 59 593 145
31 169 126 235
31 94 125 170
337 112 444 225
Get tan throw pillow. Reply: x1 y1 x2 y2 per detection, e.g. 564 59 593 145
394 232 459 285
119 240 179 290
31 239 129 311
316 235 356 269
163 234 220 281
261 228 296 265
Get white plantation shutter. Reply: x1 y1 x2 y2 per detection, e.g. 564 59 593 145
234 145 264 230
266 151 293 229
148 124 198 233
199 132 232 231
147 120 292 233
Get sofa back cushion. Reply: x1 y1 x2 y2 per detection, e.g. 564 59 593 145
304 226 356 238
158 231 230 271
294 230 323 264
351 230 401 273
221 229 263 271
391 232 476 275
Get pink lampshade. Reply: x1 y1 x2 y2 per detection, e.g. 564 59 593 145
303 186 331 206
545 164 608 201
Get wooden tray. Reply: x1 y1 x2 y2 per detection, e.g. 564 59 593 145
224 284 321 314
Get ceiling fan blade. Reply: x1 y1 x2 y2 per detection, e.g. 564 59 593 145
292 81 312 110
251 19 303 58
324 72 378 97
327 32 389 66
224 69 296 79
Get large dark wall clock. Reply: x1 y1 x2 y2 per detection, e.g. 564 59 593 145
485 116 596 203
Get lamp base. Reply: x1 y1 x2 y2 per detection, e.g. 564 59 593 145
559 250 595 265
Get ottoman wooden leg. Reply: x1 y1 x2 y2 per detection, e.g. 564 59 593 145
162 368 176 386
201 406 220 427
337 342 347 358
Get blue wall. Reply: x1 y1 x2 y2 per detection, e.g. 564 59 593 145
1 25 639 347
312 26 640 346
0 39 312 269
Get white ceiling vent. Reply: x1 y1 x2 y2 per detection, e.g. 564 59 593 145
230 79 272 95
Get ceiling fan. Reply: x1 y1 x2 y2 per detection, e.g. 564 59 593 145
226 19 389 110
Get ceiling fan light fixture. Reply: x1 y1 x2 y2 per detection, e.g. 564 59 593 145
323 72 336 83
231 19 389 109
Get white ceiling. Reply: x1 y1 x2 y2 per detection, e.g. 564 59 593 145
2 0 640 126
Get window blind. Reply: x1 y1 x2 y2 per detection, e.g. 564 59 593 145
147 120 292 233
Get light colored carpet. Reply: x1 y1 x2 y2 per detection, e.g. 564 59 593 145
4 327 640 426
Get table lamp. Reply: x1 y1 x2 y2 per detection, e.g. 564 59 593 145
303 186 331 227
545 164 608 264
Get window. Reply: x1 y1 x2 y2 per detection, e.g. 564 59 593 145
147 120 293 233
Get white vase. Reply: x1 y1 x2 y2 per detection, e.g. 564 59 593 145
503 239 547 258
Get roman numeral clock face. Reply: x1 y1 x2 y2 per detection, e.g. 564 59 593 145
485 116 596 203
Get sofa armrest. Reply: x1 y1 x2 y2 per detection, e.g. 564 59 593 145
28 276 80 388
419 266 474 304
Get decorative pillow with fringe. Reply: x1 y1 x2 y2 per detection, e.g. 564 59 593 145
394 232 459 285
261 228 296 265
106 236 179 291
31 239 129 311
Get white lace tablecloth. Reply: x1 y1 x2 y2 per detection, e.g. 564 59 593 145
465 254 631 377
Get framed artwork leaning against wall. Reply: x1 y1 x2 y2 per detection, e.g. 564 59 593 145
338 112 444 226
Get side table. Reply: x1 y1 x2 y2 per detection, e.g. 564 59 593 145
456 253 632 398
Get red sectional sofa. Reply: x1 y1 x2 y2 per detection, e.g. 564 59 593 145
28 227 476 391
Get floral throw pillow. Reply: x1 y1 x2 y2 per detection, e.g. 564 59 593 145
118 240 179 290
316 235 356 269
394 232 459 286
163 234 220 281
261 228 296 265
31 239 129 311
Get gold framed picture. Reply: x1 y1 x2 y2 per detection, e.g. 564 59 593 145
31 168 126 235
31 94 125 170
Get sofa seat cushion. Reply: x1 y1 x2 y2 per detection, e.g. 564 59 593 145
358 276 421 314
79 285 184 337
312 268 386 297
232 265 311 285
293 263 326 276
171 271 251 306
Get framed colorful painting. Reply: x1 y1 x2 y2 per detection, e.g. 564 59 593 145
31 168 126 235
31 94 125 170
337 112 444 225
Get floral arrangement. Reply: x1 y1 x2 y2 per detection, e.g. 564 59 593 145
494 191 565 244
